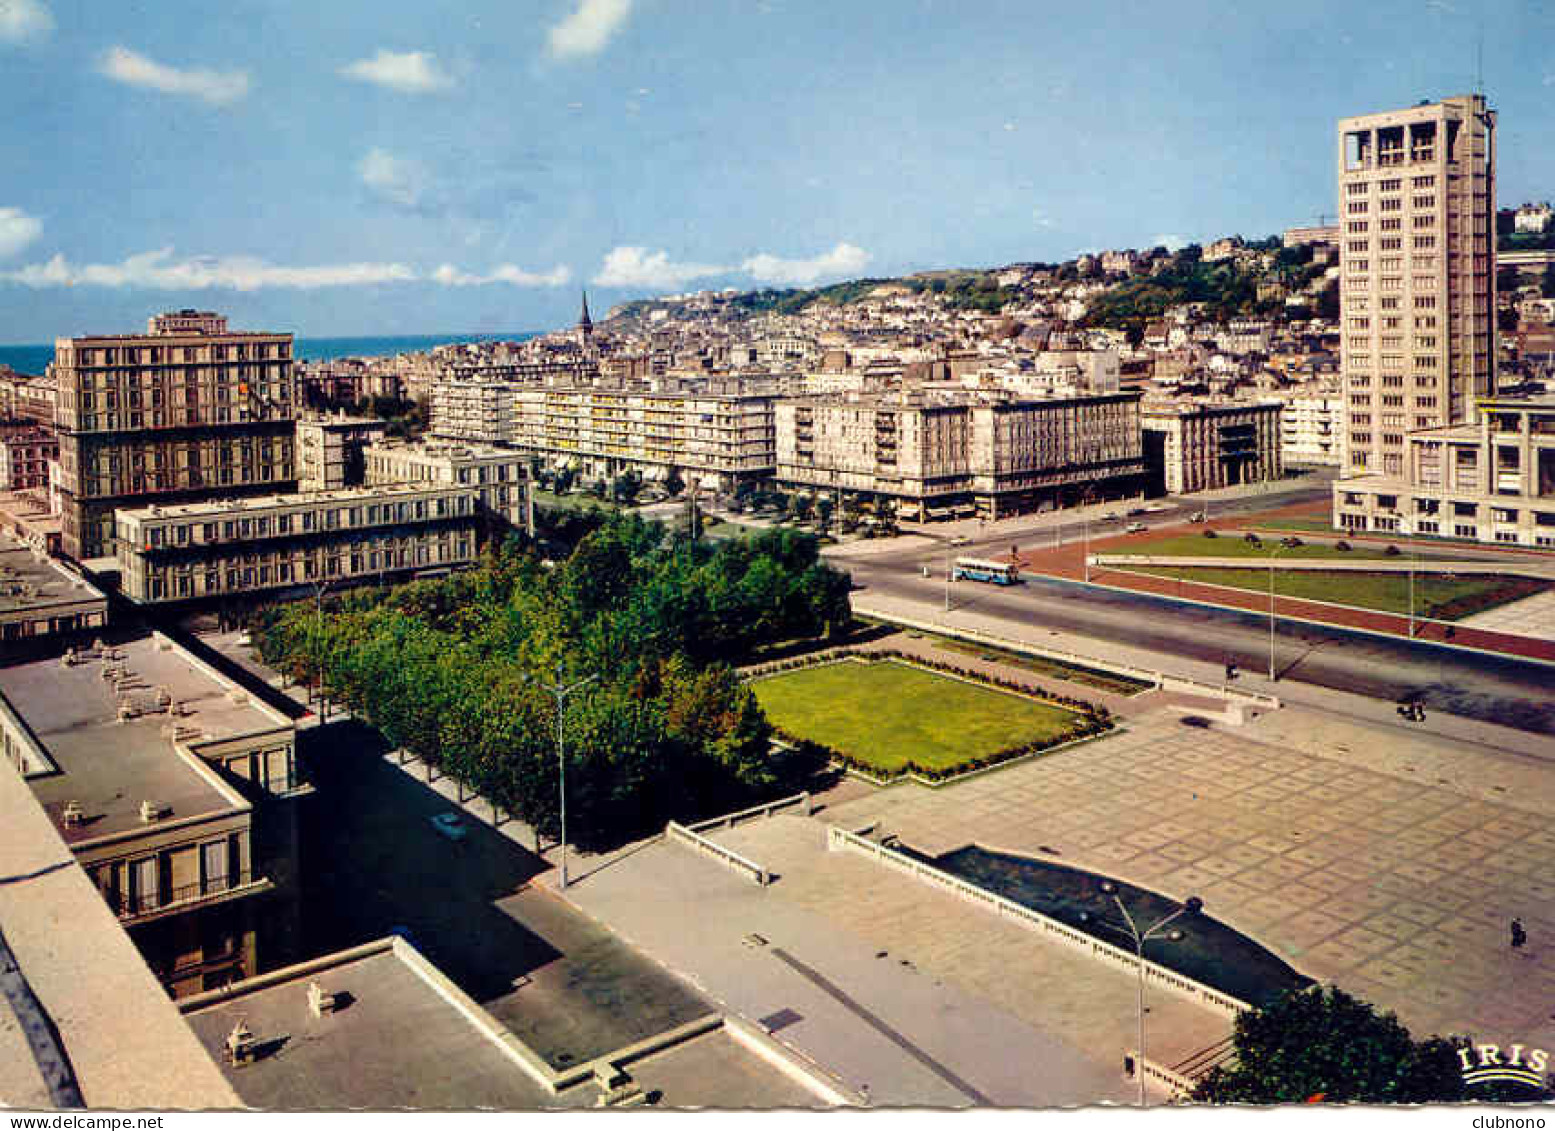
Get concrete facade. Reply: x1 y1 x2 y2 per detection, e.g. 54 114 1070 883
1278 390 1343 465
0 529 107 643
295 414 390 492
0 632 301 999
365 440 531 531
1141 400 1283 495
1337 95 1497 478
115 483 480 604
53 312 299 559
1331 389 1555 547
0 424 58 491
776 391 1144 520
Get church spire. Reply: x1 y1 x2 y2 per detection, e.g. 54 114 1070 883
578 289 593 337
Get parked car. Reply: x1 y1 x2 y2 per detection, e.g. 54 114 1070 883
1189 511 1207 523
1101 511 1121 522
949 535 971 546
1125 522 1148 533
429 813 467 842
1126 507 1147 517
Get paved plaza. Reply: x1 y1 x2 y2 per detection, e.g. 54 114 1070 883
819 703 1555 1052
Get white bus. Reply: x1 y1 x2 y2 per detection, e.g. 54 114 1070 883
953 557 1020 585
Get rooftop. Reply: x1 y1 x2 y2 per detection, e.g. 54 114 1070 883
117 483 473 522
0 532 105 618
0 633 290 844
0 758 239 1109
180 941 573 1111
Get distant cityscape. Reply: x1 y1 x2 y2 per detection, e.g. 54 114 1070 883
3 90 1555 1114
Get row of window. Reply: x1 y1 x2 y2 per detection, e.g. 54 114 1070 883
139 538 474 599
134 495 476 547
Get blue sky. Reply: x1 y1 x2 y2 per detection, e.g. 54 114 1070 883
1 0 1551 341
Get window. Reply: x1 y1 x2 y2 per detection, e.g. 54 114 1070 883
202 840 230 893
1379 178 1402 192
1347 221 1370 234
1380 218 1402 231
131 857 160 913
1347 201 1369 214
1348 240 1369 253
1413 214 1435 228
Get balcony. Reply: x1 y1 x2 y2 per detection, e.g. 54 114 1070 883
109 871 273 925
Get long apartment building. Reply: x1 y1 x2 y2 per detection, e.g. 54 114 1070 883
775 391 1144 520
0 632 302 998
1331 387 1555 547
431 379 517 445
1337 95 1496 478
115 483 481 604
54 310 298 560
364 440 531 531
1278 388 1343 466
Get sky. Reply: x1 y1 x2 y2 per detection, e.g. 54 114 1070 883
1 0 1552 342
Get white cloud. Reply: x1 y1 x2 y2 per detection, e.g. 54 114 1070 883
1151 233 1189 252
2 248 415 290
0 0 52 42
432 263 571 287
98 46 249 106
1032 208 1055 230
742 242 871 286
593 246 727 289
0 207 43 259
340 50 454 94
548 0 633 59
358 148 431 211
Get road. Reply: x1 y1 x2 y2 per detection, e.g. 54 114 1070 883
831 484 1555 736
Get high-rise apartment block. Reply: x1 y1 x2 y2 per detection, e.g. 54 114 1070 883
1337 95 1497 478
53 311 298 560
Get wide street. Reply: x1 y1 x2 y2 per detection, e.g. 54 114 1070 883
828 482 1555 736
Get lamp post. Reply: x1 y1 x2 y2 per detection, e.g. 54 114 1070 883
524 664 599 889
1098 883 1203 1107
1081 486 1098 583
1267 544 1288 681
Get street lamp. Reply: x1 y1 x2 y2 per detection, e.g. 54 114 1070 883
1080 485 1098 584
1267 543 1289 681
1098 882 1203 1107
523 663 599 889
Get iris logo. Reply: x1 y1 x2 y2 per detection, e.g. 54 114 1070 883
1459 1042 1550 1090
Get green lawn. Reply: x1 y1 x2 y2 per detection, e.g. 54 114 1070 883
751 659 1086 773
1129 533 1394 561
1127 566 1548 621
917 635 1153 696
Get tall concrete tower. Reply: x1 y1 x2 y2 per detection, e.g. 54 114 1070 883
1336 95 1497 478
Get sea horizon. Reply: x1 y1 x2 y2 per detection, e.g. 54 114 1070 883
0 330 543 376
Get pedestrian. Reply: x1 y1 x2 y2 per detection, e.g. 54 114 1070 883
1512 919 1527 949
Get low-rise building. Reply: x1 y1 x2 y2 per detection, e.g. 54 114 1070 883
1282 224 1341 248
0 424 57 491
115 484 481 604
1331 388 1555 547
0 632 302 998
365 440 530 531
1514 202 1553 234
0 529 107 643
295 414 390 491
775 390 1144 520
1141 400 1283 495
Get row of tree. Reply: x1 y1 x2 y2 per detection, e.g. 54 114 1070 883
251 514 852 848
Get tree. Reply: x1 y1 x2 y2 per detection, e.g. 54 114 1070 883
1193 986 1465 1104
663 468 685 497
1543 263 1555 299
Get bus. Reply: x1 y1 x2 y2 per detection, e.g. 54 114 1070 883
953 557 1020 585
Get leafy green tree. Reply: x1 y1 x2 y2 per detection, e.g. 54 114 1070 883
1543 263 1555 299
1193 986 1464 1104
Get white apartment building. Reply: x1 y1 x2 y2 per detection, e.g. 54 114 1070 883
511 384 779 490
1337 95 1497 478
1278 389 1344 466
431 379 519 445
775 391 1144 520
1331 388 1555 547
1514 202 1552 234
364 441 530 531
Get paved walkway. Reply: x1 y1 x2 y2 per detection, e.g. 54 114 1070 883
558 814 1223 1106
819 704 1555 1053
1461 587 1555 643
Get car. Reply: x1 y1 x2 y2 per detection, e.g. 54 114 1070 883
1125 522 1148 533
1100 511 1121 522
429 813 467 842
1189 511 1207 523
949 535 971 546
1126 507 1147 517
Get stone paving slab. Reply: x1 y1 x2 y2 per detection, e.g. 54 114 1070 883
818 703 1555 1053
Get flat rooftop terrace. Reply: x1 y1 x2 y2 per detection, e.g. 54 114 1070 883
182 942 569 1111
0 634 290 842
0 533 105 618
